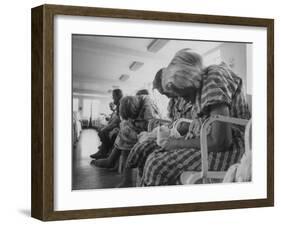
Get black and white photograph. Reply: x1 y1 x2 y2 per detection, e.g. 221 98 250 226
71 35 252 190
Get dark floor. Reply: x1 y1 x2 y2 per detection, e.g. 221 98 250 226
72 129 123 190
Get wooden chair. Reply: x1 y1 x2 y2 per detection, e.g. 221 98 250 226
180 115 251 184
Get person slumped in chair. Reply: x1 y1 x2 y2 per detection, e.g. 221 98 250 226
118 69 193 187
90 89 123 159
92 94 159 173
126 49 251 186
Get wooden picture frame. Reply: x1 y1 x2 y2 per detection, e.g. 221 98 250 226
31 4 274 221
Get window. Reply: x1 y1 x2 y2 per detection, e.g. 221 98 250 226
82 99 100 119
73 98 79 112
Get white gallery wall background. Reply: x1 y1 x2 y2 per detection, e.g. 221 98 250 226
0 0 279 225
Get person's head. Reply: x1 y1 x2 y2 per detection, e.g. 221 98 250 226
112 89 123 105
136 89 149 96
168 48 203 70
119 96 140 120
152 68 176 98
162 49 203 102
177 121 190 136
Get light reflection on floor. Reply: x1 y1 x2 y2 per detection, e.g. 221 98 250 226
72 129 122 190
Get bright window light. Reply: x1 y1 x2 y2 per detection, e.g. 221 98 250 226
82 99 100 119
73 98 79 112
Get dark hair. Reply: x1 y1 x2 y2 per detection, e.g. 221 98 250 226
153 68 175 98
136 89 149 96
152 68 165 94
112 89 123 100
119 96 140 120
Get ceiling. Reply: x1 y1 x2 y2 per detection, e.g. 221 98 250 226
72 35 222 98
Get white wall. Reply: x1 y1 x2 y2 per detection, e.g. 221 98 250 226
204 43 251 94
0 0 279 226
220 43 247 89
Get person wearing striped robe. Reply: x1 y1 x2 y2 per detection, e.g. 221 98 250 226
127 50 251 186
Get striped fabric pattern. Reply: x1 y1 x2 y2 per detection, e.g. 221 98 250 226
167 97 192 120
126 63 251 186
140 137 243 186
126 140 160 180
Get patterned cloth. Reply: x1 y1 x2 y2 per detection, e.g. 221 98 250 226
126 63 251 186
126 97 192 176
151 98 162 118
114 95 159 151
146 97 192 131
167 97 193 120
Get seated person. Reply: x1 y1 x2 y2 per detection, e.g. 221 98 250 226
105 102 116 122
117 69 193 187
131 49 251 186
90 89 123 159
136 88 162 119
92 94 159 170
